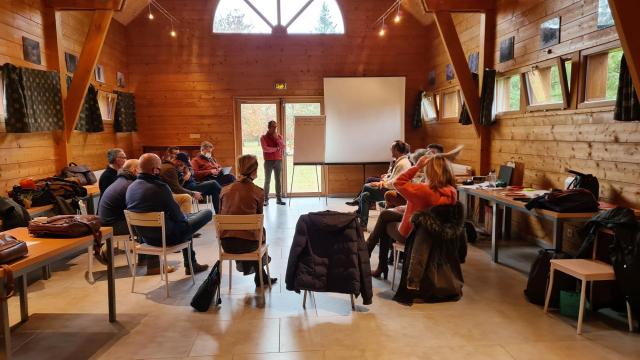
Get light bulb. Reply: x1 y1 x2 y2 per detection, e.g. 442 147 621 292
170 29 177 37
379 28 385 36
394 14 401 23
148 12 154 20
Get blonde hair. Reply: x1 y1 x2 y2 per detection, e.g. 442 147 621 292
237 154 258 182
425 156 456 191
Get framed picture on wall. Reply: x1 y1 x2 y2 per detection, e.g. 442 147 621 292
540 17 560 48
446 64 455 81
427 70 436 88
95 64 105 83
116 71 126 88
597 0 614 29
468 51 479 73
499 36 515 63
22 37 41 65
65 52 78 73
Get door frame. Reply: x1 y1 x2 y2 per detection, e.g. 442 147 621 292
233 96 325 197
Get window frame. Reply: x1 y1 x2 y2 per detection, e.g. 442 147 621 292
494 68 526 116
523 57 569 112
577 40 622 109
440 88 461 120
421 92 439 123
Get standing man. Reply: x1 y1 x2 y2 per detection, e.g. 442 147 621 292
99 148 127 194
260 120 285 206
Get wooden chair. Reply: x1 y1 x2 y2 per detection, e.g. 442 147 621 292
214 214 271 298
192 195 214 213
391 242 405 291
544 234 634 334
85 234 133 284
124 210 195 297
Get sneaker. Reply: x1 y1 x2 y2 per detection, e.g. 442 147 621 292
264 199 269 206
185 263 209 275
146 265 176 275
276 200 286 205
377 201 386 209
254 276 278 287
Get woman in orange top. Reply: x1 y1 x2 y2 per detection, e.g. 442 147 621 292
372 154 457 278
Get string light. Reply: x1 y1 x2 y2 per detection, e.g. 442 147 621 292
394 5 402 23
148 3 154 20
379 17 386 37
170 20 177 37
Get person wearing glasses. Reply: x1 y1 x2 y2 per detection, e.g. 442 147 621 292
99 148 127 194
260 120 286 206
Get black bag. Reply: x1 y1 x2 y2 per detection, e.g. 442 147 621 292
191 260 222 312
36 177 87 199
524 249 575 307
0 197 31 231
54 196 80 215
609 231 640 318
567 169 599 200
525 189 599 213
61 162 97 186
9 185 56 207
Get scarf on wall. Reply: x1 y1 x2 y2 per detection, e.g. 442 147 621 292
66 76 104 132
614 54 640 121
114 91 137 132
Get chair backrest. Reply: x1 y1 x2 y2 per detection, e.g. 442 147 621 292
214 214 263 242
124 210 166 247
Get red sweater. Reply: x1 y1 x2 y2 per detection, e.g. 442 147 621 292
191 154 220 181
394 165 457 237
260 133 284 161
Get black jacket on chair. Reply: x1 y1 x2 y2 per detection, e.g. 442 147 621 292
286 211 373 305
393 202 466 304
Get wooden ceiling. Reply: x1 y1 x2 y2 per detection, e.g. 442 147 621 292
402 0 434 26
113 0 148 25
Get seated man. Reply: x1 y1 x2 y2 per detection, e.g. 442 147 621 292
355 140 411 229
191 141 236 186
99 148 127 194
126 153 210 275
175 152 221 213
163 146 180 162
159 155 204 214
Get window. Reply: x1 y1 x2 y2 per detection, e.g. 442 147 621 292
524 60 567 109
442 90 460 119
584 47 622 103
213 0 345 34
421 94 437 122
564 60 572 93
495 74 521 113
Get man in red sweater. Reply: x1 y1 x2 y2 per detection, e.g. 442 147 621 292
260 121 286 206
191 141 236 186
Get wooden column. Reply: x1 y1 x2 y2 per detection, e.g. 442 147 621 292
478 9 496 175
609 0 640 98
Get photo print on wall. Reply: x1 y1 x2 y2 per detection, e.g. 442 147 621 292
22 37 41 65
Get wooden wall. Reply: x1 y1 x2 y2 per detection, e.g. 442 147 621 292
0 0 132 194
421 0 639 245
125 0 431 193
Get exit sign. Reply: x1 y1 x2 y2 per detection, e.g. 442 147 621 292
274 82 287 90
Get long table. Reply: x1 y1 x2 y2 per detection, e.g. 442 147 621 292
0 227 115 360
457 187 598 263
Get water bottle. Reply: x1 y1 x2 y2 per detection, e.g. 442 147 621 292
488 170 496 187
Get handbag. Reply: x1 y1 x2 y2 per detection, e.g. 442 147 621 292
61 162 97 186
524 249 575 307
0 234 28 299
190 260 222 312
28 215 106 264
567 169 599 200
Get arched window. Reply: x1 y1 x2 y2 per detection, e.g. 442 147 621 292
213 0 345 34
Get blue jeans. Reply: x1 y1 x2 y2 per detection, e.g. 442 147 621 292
186 180 221 213
358 184 386 226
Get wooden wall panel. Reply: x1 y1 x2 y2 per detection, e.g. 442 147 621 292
0 1 130 195
126 0 432 175
421 0 639 247
326 165 364 195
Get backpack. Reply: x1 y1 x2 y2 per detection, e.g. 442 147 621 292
524 249 575 307
191 260 222 312
0 197 31 231
525 189 599 213
60 162 97 186
567 169 599 200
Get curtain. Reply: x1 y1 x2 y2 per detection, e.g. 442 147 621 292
614 54 640 121
412 91 424 129
459 70 497 126
66 76 104 132
114 91 137 132
2 63 64 133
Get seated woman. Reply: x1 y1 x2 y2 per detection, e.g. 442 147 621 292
368 152 458 278
219 154 277 287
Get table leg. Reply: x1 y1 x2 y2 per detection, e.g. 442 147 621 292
491 202 499 263
502 206 512 240
86 196 96 215
41 265 51 280
552 220 564 252
106 235 116 322
0 277 11 360
18 276 27 323
459 191 469 220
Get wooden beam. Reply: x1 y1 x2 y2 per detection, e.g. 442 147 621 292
608 0 640 100
64 10 113 141
43 8 70 170
423 0 495 12
46 0 125 10
432 11 481 137
478 9 496 175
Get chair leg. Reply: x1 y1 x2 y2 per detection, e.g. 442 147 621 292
188 242 195 285
131 247 137 293
86 246 95 284
303 290 307 309
265 250 272 290
391 248 399 291
350 294 355 311
543 267 555 313
123 240 133 277
258 256 265 298
163 251 170 298
228 260 232 292
577 279 587 335
627 300 634 332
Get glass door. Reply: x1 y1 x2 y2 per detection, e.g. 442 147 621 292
283 99 324 196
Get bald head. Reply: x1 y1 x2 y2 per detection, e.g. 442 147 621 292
138 153 162 175
121 159 139 176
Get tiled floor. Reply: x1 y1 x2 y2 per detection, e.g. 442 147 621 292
5 198 639 360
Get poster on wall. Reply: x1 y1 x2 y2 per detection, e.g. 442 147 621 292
445 64 455 81
499 36 515 63
427 70 436 88
597 0 614 29
540 17 560 48
22 37 41 65
468 52 479 73
116 72 126 88
65 52 78 73
95 64 105 83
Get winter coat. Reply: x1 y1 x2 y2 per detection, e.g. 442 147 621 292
286 211 373 305
393 202 466 304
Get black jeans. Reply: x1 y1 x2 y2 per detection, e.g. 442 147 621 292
221 230 270 283
212 174 236 187
186 180 221 213
366 210 403 267
358 184 386 226
264 160 282 200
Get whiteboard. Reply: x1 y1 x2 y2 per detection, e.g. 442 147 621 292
293 116 326 164
324 77 405 163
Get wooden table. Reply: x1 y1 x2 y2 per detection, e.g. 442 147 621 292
0 227 115 360
457 186 597 263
